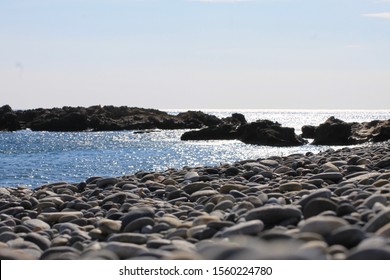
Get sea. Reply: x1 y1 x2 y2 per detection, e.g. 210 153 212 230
1 110 389 188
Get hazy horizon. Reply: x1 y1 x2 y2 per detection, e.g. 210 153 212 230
1 0 390 110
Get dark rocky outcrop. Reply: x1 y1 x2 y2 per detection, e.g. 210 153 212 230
182 118 307 147
304 116 390 145
237 120 307 146
0 105 222 132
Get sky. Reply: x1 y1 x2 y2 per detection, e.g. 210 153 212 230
0 0 390 110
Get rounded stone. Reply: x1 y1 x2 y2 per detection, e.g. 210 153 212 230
123 217 155 232
279 182 302 192
102 193 127 204
22 219 50 231
245 205 302 225
220 220 264 237
107 233 147 244
303 198 338 219
364 208 390 232
220 184 248 194
310 172 343 182
24 232 51 251
362 194 387 209
328 225 366 249
298 189 332 208
96 177 119 188
190 190 218 202
300 216 349 236
120 207 155 230
97 219 122 234
347 248 390 260
182 183 210 195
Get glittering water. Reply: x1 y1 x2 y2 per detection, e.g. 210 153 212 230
1 110 389 188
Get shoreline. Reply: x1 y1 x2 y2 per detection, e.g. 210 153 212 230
1 142 390 259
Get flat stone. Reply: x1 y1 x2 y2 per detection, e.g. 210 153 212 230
96 177 119 188
38 211 83 222
303 198 338 219
40 246 81 260
121 207 155 230
364 208 390 232
213 200 234 211
182 182 210 195
102 193 127 204
220 184 248 194
0 248 36 260
298 189 332 208
245 205 302 225
0 232 20 243
146 239 171 249
190 190 218 202
310 172 343 182
375 223 390 237
97 219 122 234
300 216 349 236
347 248 390 260
221 220 264 237
184 172 200 182
328 225 366 249
22 219 50 231
207 221 235 230
322 162 340 172
105 242 148 259
107 233 147 244
24 232 51 251
192 215 220 227
123 217 155 232
279 182 302 192
345 172 382 183
362 194 387 209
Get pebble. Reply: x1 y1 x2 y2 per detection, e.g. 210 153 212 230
2 142 390 259
310 172 343 182
364 208 390 232
300 216 349 236
279 182 302 192
182 182 210 195
220 220 264 237
22 219 51 231
107 233 147 244
303 198 338 218
245 205 302 225
97 219 122 234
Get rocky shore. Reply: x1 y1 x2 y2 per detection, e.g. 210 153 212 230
1 142 390 259
2 105 390 147
0 105 221 132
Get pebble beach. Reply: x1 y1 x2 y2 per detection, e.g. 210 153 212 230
1 142 390 260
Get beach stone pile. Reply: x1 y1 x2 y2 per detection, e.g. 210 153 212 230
1 143 390 260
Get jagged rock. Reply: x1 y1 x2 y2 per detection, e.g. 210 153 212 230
181 125 238 141
0 105 223 132
237 120 307 146
182 119 307 147
301 125 316 139
307 117 390 145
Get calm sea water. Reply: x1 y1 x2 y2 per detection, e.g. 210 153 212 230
1 110 389 188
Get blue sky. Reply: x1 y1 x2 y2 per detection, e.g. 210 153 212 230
1 0 390 109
